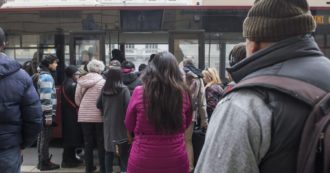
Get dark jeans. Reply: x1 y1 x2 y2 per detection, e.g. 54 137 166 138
81 123 105 173
105 151 128 173
37 126 53 163
105 152 114 173
0 147 22 173
119 150 128 172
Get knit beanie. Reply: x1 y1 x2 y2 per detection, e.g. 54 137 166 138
109 60 121 68
121 61 135 73
65 65 79 77
243 0 316 42
229 43 246 67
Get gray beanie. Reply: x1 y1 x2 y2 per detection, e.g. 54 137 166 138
243 0 316 42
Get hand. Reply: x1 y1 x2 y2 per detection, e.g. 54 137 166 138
115 145 120 156
45 117 52 126
201 121 208 129
127 131 133 144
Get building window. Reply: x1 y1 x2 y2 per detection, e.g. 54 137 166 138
125 44 135 49
146 44 158 49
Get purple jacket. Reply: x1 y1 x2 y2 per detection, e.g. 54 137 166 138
125 86 192 173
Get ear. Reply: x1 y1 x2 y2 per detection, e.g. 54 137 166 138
246 39 261 57
252 42 261 54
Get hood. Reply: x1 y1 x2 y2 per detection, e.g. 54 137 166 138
77 72 103 88
185 70 199 79
0 54 21 79
102 85 126 96
184 65 203 78
227 35 323 83
122 73 138 84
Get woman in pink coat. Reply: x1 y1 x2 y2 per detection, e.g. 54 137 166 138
75 59 106 173
125 52 192 173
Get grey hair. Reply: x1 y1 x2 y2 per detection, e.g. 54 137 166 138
87 59 105 73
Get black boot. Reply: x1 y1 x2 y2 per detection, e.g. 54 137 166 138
38 155 60 171
62 147 82 168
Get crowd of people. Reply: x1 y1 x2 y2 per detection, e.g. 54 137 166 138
18 46 226 173
60 49 225 173
0 0 329 173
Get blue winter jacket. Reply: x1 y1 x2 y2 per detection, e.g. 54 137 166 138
0 54 42 149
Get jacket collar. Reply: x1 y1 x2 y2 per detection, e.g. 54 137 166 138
39 66 51 74
227 35 323 83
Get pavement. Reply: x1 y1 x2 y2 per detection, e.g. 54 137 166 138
21 147 90 173
20 139 123 173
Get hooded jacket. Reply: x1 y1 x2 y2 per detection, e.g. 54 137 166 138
96 85 130 152
184 67 208 126
196 35 330 173
75 72 105 123
0 54 42 149
38 67 57 118
122 72 141 95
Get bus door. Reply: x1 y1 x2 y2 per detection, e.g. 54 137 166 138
69 31 106 66
169 30 205 69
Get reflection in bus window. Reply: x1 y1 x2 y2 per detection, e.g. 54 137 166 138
75 40 100 65
174 39 199 66
124 44 168 72
5 48 38 64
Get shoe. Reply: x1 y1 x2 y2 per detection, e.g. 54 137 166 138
76 150 84 161
37 155 60 171
72 157 83 164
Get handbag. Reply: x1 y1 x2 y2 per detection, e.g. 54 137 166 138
192 124 206 166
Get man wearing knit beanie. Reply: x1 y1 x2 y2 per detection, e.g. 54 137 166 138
195 0 330 173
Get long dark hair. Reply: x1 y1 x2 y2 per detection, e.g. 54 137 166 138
141 52 191 134
103 67 124 94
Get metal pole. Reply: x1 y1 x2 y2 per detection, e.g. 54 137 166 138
208 33 211 68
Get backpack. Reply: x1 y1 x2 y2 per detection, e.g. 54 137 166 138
228 75 330 173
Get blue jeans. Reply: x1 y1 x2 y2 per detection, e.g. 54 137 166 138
105 151 114 173
0 147 22 173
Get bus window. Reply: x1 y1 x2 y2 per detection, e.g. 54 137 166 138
74 39 100 65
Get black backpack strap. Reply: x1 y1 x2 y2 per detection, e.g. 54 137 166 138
228 75 330 173
228 75 326 106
